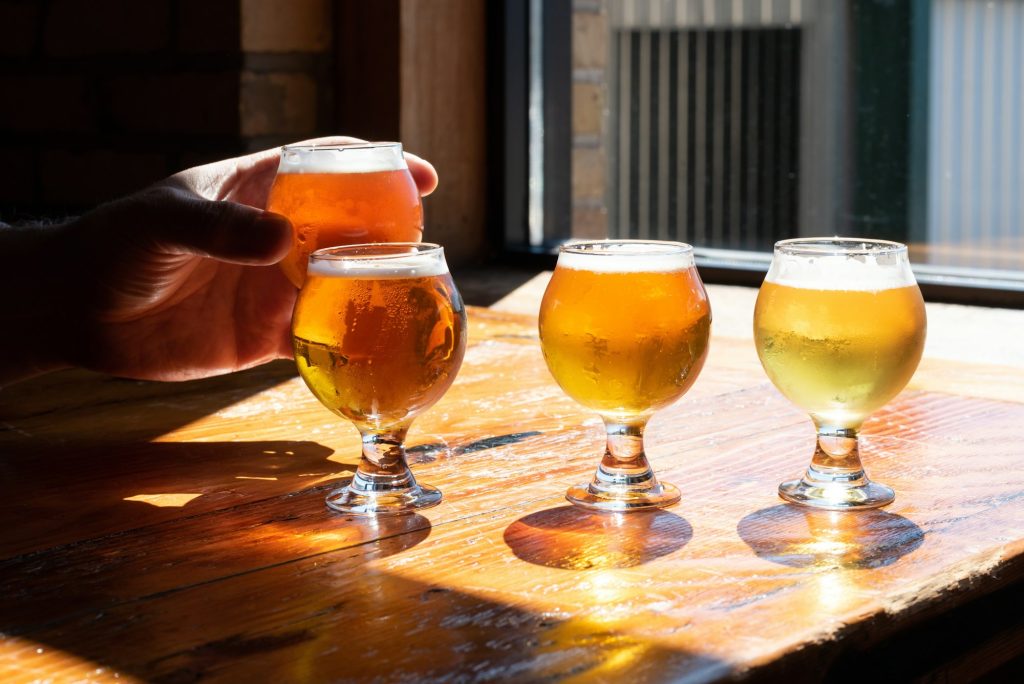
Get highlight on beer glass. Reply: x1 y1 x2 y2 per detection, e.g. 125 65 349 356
292 243 467 515
267 142 424 287
539 240 712 512
753 238 926 510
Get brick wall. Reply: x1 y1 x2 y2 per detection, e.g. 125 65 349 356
0 0 333 221
571 0 609 239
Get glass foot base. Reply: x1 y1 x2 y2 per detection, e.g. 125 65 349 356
326 481 442 516
566 481 680 512
778 478 894 510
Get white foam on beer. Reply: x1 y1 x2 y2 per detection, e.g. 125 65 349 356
557 245 694 273
765 253 916 291
279 145 408 174
307 254 447 279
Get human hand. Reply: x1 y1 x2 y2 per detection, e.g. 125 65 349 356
3 137 438 384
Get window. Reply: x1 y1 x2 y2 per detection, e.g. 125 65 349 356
495 0 1024 306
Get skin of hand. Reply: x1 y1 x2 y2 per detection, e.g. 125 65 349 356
0 137 438 386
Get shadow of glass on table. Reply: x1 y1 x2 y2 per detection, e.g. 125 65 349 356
737 504 925 570
0 451 432 633
0 439 348 559
504 505 693 570
0 360 299 445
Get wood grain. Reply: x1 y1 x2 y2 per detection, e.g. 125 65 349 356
1 305 1023 682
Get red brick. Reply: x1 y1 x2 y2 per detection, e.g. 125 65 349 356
0 74 96 133
0 1 39 57
241 0 331 53
39 148 167 206
177 0 240 54
573 82 603 136
44 0 170 57
107 73 239 135
240 71 316 136
572 147 605 201
572 206 608 239
573 11 607 69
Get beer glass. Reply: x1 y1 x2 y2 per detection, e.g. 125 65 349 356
292 243 467 515
268 142 423 287
754 238 926 509
539 240 712 511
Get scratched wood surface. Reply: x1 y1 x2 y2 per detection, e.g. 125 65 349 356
2 296 1024 682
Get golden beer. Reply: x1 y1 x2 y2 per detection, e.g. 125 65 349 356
754 282 926 428
268 143 423 287
292 256 466 432
291 243 465 515
539 240 711 512
540 266 711 419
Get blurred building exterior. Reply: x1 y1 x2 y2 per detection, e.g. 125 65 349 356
572 0 1024 270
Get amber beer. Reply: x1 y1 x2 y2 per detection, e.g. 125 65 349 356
539 246 712 419
754 272 926 429
268 142 423 287
292 246 466 431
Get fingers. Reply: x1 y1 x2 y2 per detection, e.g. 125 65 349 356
172 135 438 209
126 187 293 266
404 152 439 197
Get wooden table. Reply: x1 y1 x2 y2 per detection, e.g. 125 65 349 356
2 279 1023 682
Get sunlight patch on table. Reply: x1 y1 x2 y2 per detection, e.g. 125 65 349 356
0 635 143 682
123 492 203 507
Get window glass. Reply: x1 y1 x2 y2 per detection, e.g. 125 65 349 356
566 0 1024 286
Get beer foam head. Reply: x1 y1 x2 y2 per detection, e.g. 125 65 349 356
279 143 408 174
766 239 916 291
557 240 695 273
307 245 447 279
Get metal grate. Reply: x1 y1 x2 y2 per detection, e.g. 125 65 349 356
609 27 801 250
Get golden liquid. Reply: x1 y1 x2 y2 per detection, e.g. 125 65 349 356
539 267 711 419
292 272 466 431
754 282 926 428
267 170 423 287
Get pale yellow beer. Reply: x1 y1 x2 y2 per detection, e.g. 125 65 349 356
754 237 927 510
754 282 925 428
292 249 466 432
539 250 711 420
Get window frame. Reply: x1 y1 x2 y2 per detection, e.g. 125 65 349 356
488 0 1024 309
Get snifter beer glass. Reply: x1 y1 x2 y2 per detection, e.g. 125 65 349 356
539 240 712 511
292 243 467 515
268 142 423 287
754 238 926 509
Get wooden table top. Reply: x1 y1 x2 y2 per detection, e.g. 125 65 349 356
2 281 1023 682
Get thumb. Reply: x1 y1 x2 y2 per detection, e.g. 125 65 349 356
135 186 293 265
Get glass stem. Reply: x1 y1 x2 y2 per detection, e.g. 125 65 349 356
350 425 417 493
804 426 869 487
591 417 661 493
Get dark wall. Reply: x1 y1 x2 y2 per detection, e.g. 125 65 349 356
0 0 251 220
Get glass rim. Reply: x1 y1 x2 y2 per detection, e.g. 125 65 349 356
775 237 907 256
308 242 441 262
282 141 402 153
559 239 694 256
